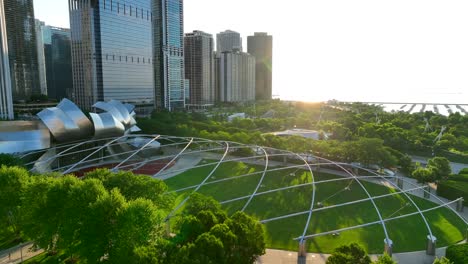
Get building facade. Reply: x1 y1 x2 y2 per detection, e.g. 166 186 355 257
153 0 186 110
3 0 41 101
69 0 154 110
247 32 272 100
43 26 72 101
35 20 48 96
0 0 13 119
184 30 215 106
217 30 242 53
217 51 255 103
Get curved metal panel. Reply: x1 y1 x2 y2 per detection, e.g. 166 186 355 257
37 108 82 142
109 100 131 128
0 121 50 153
90 112 125 139
93 101 125 124
124 103 136 114
57 98 94 137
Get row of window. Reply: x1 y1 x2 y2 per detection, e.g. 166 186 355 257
103 0 152 21
105 54 152 64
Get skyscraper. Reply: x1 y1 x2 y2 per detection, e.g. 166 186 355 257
3 0 41 101
44 26 72 101
184 30 215 107
247 32 272 100
217 50 255 103
0 0 13 119
217 30 242 53
35 20 48 96
69 0 154 110
153 0 186 110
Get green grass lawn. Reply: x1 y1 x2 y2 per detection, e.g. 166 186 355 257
165 160 468 254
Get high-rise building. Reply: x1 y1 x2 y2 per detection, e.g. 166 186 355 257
217 30 242 53
247 32 272 100
217 50 255 103
69 0 154 110
0 0 13 119
3 0 41 101
43 26 72 101
35 20 48 96
153 0 186 110
184 30 215 107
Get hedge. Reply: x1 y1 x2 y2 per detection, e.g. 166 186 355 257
446 243 468 264
459 168 468 175
448 174 468 183
437 181 468 206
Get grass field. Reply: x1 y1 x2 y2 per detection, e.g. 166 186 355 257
164 159 467 254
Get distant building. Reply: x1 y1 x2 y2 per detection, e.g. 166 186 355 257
217 50 255 103
43 26 72 101
0 0 13 119
35 20 48 96
247 32 272 100
217 30 242 53
269 129 329 140
3 0 41 101
69 0 154 110
153 0 186 110
184 30 215 107
227 113 246 122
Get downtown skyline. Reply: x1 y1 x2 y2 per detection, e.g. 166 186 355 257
33 0 468 104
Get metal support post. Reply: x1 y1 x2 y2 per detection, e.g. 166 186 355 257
165 219 171 237
426 235 437 256
298 240 307 257
397 177 403 189
384 239 393 257
423 186 431 199
456 198 464 212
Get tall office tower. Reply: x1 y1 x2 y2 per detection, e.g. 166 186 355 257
35 20 48 96
217 51 255 103
248 32 272 100
43 26 72 101
153 0 186 110
69 0 154 110
0 0 13 119
3 0 41 101
184 31 215 106
217 30 242 53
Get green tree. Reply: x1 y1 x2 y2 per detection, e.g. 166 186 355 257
0 166 30 238
412 167 436 184
326 243 372 264
0 154 24 167
433 257 453 264
373 253 396 264
427 157 452 181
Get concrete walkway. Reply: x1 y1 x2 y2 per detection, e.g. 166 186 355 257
0 243 43 264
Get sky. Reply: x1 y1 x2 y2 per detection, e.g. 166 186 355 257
34 0 468 104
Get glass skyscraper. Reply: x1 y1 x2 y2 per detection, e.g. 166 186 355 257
3 0 41 101
69 0 154 110
247 32 273 100
0 0 13 119
153 0 186 110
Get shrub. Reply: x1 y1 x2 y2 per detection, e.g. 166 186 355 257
437 181 468 206
448 174 468 183
458 168 468 175
445 244 468 264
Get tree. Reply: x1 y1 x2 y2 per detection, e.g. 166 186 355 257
0 154 24 167
0 166 30 238
373 253 396 264
326 243 372 264
427 157 452 181
412 167 436 184
433 257 453 264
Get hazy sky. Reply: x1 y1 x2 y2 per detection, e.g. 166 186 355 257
34 0 468 103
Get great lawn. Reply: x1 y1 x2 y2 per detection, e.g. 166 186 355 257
164 159 467 254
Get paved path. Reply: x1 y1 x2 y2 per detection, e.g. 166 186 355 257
411 155 467 174
0 243 43 264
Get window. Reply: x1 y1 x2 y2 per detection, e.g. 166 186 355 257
124 4 126 15
117 2 120 13
136 7 138 17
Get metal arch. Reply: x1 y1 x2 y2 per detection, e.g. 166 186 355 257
350 164 435 238
298 199 463 240
111 135 161 171
37 107 81 142
166 142 231 220
62 134 132 174
258 185 428 223
90 112 125 139
241 146 269 211
152 138 195 178
315 156 391 242
57 98 94 137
